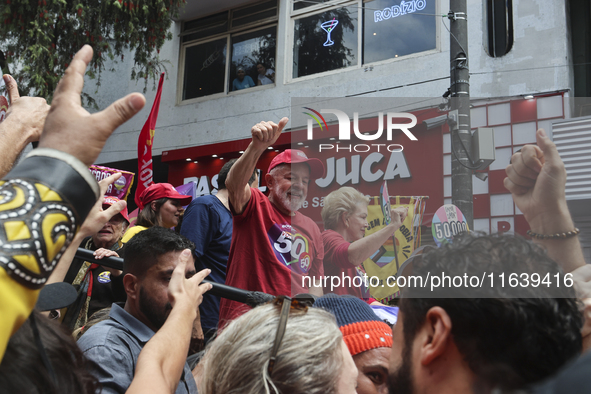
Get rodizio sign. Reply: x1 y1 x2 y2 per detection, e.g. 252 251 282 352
373 0 427 23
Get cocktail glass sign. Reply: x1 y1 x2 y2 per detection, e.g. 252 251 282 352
321 18 339 47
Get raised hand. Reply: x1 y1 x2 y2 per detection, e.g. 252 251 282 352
168 249 212 312
39 45 146 167
78 173 127 239
505 128 585 275
0 75 50 177
2 74 49 144
504 129 568 228
250 117 289 152
390 207 409 229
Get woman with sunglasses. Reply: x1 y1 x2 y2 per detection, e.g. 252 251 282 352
197 297 359 394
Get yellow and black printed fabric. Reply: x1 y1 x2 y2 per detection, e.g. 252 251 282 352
0 153 97 360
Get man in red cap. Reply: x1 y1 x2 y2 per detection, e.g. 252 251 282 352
218 118 325 325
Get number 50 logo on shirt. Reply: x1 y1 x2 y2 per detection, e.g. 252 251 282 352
290 234 311 274
268 223 311 274
269 224 293 267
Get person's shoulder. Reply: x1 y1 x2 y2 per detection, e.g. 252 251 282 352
79 322 135 374
322 228 340 240
251 187 265 197
121 225 146 243
292 212 322 243
77 318 125 350
248 187 269 206
294 211 321 228
321 229 345 250
234 187 273 219
188 194 216 207
125 226 146 235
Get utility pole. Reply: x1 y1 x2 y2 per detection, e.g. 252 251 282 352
449 0 473 229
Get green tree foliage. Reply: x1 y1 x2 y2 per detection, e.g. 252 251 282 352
0 0 185 104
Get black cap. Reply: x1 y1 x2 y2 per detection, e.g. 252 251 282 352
35 282 78 311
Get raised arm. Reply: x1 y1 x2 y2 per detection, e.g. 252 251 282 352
0 45 145 360
504 129 585 273
126 250 211 394
46 173 127 285
505 129 591 352
226 118 288 214
0 75 50 178
347 207 408 266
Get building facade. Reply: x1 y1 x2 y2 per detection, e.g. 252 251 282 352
89 0 591 261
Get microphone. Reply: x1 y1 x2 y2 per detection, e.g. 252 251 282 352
74 248 275 307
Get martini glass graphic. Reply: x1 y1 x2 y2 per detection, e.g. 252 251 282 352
321 18 339 47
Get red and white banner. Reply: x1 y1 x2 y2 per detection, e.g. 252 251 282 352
135 72 165 207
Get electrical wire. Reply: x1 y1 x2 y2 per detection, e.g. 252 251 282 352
450 128 482 170
470 62 591 76
441 16 468 58
292 0 444 14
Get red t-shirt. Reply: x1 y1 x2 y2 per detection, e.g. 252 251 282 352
322 229 368 298
219 188 324 326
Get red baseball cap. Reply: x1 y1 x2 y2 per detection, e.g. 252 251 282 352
138 183 192 210
102 196 130 224
267 149 325 178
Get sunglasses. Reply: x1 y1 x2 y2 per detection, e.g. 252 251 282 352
267 295 313 375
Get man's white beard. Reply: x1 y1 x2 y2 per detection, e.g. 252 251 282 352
271 183 306 213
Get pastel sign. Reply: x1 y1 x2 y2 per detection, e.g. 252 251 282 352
431 204 469 247
374 0 427 23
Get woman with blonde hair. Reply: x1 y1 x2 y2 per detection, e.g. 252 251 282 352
197 298 358 394
321 186 407 297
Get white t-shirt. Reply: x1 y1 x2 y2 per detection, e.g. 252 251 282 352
258 69 275 85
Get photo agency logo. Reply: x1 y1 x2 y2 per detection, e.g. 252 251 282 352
303 107 418 153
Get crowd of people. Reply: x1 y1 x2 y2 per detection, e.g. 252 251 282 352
0 44 590 394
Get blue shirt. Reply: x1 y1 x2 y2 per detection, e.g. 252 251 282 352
77 303 197 394
232 75 255 91
180 195 232 332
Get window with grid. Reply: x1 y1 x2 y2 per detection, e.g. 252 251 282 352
180 0 278 101
291 0 437 79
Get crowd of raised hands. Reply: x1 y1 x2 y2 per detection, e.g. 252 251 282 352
0 43 589 394
0 45 211 392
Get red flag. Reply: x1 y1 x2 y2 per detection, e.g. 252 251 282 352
135 72 165 208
